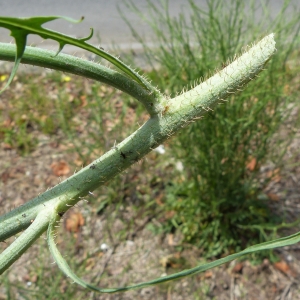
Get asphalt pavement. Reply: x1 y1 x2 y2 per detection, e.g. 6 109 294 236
0 0 299 53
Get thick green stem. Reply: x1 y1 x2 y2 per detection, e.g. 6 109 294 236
0 209 52 274
0 34 276 275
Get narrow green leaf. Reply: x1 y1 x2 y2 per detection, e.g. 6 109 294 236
48 212 300 293
0 16 150 93
0 210 50 274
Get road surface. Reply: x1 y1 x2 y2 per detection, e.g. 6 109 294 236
0 0 299 53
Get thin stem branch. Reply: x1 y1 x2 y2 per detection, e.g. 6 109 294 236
0 43 164 115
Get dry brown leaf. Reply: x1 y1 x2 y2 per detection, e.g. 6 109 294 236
267 193 280 201
204 270 213 278
232 262 243 273
22 274 30 282
273 261 295 277
0 171 9 183
50 160 70 176
246 157 257 171
2 143 12 150
80 95 88 107
65 212 84 233
274 261 298 278
266 168 281 183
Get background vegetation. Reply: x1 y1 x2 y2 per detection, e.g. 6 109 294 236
122 0 300 258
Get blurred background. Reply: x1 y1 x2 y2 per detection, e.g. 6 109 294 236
0 0 299 51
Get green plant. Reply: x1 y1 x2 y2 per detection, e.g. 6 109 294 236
0 15 299 294
122 0 300 257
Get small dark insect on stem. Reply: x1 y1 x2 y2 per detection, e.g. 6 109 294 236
120 150 132 159
120 151 126 159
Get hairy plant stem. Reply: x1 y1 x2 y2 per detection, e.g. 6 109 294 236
0 34 276 274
